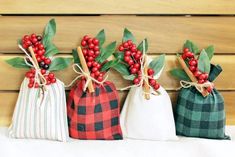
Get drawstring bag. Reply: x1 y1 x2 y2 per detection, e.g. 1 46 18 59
114 29 177 140
7 19 71 142
170 40 230 139
67 30 123 140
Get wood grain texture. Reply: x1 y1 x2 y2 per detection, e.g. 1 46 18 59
0 55 234 90
1 0 235 14
1 91 234 126
1 16 235 54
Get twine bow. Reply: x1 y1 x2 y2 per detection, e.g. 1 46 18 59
65 64 108 91
180 80 214 93
18 45 47 89
119 40 159 95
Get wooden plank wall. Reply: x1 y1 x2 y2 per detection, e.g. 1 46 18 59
0 0 235 126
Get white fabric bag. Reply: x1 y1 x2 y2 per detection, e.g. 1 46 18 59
120 61 178 140
8 78 69 142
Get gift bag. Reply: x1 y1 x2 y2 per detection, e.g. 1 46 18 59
114 29 177 140
171 40 230 139
7 19 71 141
67 30 123 140
9 78 69 141
67 80 122 140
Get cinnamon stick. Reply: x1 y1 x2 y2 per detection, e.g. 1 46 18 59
77 46 95 93
177 56 209 97
143 56 150 100
28 46 46 91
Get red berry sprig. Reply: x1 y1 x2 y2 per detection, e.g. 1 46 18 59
80 35 104 82
22 33 56 88
118 40 160 90
182 48 212 92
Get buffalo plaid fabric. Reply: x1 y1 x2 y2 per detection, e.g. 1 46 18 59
175 65 230 139
67 80 123 140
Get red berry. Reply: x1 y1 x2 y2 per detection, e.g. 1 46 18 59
28 83 34 88
204 73 209 79
183 48 189 53
95 51 100 56
124 56 130 62
96 63 101 69
41 55 46 60
83 35 89 41
37 43 44 50
131 46 137 52
92 61 98 67
92 38 99 45
88 56 94 61
207 86 213 93
37 50 44 56
153 83 160 90
127 40 132 45
81 40 87 46
89 43 95 49
123 42 129 48
31 33 36 38
29 78 35 84
193 70 202 77
189 59 197 66
133 63 140 69
31 37 38 44
95 71 100 77
185 52 194 58
125 51 131 56
136 50 142 55
90 72 95 78
147 68 154 75
88 50 94 56
93 46 99 51
88 38 93 44
44 58 51 65
97 76 103 82
23 35 30 41
36 57 41 62
48 73 54 79
128 60 134 66
87 62 92 67
130 67 138 74
51 78 56 83
198 79 205 84
41 69 46 74
46 80 51 85
26 72 33 78
149 79 156 86
34 83 39 88
189 66 196 72
92 67 98 72
119 46 124 51
25 40 32 46
182 54 187 60
199 73 206 80
133 78 140 85
23 44 28 49
134 54 141 60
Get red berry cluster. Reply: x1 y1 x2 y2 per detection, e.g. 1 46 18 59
182 48 212 92
81 35 104 82
22 33 56 88
118 40 160 90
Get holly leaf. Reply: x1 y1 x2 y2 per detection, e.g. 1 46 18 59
48 57 72 71
44 43 59 57
113 52 124 61
123 74 135 81
123 28 136 44
96 29 105 47
183 40 199 54
42 19 56 48
5 57 30 69
198 50 211 73
149 54 165 76
72 49 81 65
170 68 190 81
137 38 148 53
205 45 214 60
112 62 130 76
101 59 119 72
96 41 116 63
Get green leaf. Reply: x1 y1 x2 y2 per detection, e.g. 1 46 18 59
198 50 211 73
44 43 59 57
48 57 72 71
137 38 148 53
122 28 136 44
42 19 56 48
101 59 119 72
149 54 165 75
170 68 190 81
96 41 116 63
17 39 22 45
205 45 214 60
123 74 136 81
112 62 130 76
72 49 81 65
113 52 124 61
96 29 105 46
5 57 30 69
183 40 199 54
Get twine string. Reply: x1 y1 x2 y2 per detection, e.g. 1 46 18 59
180 80 214 93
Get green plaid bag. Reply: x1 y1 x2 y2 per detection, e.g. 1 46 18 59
175 64 230 139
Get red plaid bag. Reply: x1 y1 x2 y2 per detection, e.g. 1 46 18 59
67 80 123 140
